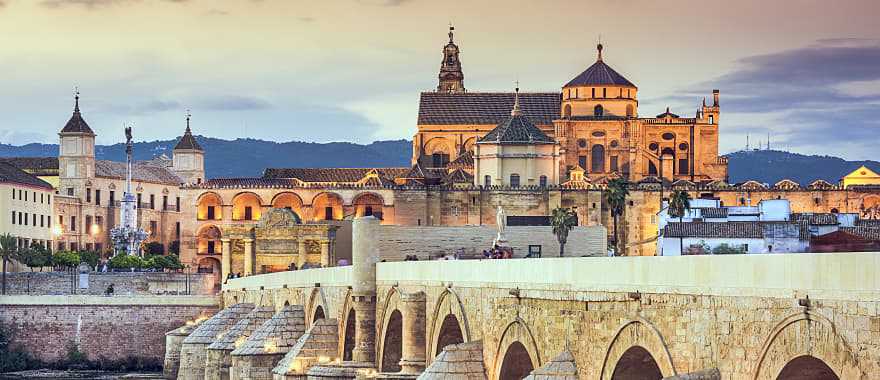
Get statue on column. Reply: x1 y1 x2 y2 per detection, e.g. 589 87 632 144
493 205 509 248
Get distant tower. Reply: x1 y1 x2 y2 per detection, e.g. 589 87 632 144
172 111 205 185
437 24 465 93
701 89 720 125
58 90 96 197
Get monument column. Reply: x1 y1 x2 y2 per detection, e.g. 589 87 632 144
399 291 427 374
320 240 331 267
297 239 306 268
220 238 231 280
351 216 379 363
242 238 254 276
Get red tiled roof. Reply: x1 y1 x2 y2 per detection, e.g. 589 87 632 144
0 162 54 190
417 92 560 125
262 168 409 183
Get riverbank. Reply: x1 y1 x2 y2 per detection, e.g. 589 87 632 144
0 370 164 379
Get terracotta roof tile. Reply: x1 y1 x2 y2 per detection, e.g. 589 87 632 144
418 92 560 125
95 160 182 185
564 60 636 88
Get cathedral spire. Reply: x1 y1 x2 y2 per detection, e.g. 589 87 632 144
597 42 604 62
511 83 522 117
448 23 454 43
74 87 80 113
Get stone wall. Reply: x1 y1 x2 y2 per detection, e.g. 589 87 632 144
0 295 218 363
2 272 216 295
374 225 607 259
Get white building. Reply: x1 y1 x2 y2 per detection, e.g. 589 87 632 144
0 161 55 271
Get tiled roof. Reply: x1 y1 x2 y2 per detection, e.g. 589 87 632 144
856 219 880 228
194 177 297 189
0 157 59 171
0 161 54 189
419 341 486 379
655 107 679 118
207 306 275 351
479 113 555 144
525 350 578 379
447 151 473 169
443 168 473 184
700 208 728 219
272 318 339 377
564 60 636 88
791 213 839 226
263 167 409 183
174 127 203 151
665 221 807 240
95 160 182 185
417 92 560 125
60 105 95 134
840 226 880 241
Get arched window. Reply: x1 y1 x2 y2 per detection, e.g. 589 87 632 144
591 145 605 173
484 175 491 187
563 104 572 118
509 174 520 187
709 115 714 124
432 153 449 167
648 161 658 176
594 104 604 117
539 175 548 187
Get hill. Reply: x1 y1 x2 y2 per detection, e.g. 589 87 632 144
1 138 876 184
723 149 880 185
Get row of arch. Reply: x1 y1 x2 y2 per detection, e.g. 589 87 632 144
197 191 385 221
359 288 858 380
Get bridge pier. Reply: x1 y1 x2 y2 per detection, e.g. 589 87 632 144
163 317 207 379
177 303 255 380
398 291 426 375
205 306 276 380
272 318 340 380
352 216 379 365
229 304 307 380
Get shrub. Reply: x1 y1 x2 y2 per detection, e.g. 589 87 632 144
53 251 80 269
712 243 747 255
108 254 145 270
0 323 42 372
79 251 101 268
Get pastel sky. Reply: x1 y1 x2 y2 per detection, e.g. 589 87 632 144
0 0 878 159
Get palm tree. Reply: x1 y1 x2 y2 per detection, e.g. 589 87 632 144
605 178 630 256
668 191 692 255
0 233 20 295
550 207 578 257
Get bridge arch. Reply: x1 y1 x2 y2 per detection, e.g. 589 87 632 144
600 319 676 380
306 287 328 327
338 289 356 361
428 288 472 363
377 287 404 372
491 317 541 380
752 311 861 380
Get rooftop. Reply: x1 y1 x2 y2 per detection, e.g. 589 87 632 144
0 161 54 190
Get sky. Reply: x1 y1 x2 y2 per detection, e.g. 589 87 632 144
0 0 878 159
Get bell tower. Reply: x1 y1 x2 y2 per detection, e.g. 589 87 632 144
437 25 465 93
172 111 205 185
58 90 96 198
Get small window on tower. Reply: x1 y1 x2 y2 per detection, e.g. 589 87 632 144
709 115 714 124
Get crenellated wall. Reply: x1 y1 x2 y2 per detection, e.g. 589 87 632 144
206 252 880 380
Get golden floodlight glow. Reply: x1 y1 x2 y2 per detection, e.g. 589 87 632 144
318 355 330 363
263 339 278 353
234 336 247 349
90 223 100 236
51 224 63 237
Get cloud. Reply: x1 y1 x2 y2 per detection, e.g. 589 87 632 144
356 0 413 7
205 8 228 16
689 39 880 158
195 95 272 111
40 0 189 9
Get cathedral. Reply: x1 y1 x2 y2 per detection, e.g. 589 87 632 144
414 26 728 185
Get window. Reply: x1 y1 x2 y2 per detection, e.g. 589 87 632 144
662 132 675 140
578 156 587 171
39 215 44 227
67 187 74 196
18 212 22 225
577 139 587 148
245 206 253 220
207 206 216 220
324 206 333 220
109 191 115 204
709 115 714 124
32 213 36 226
539 175 548 187
11 211 15 225
70 242 77 251
594 104 604 117
484 175 491 187
610 156 619 172
176 197 180 212
23 191 27 202
47 194 50 203
431 153 450 167
150 194 155 209
85 215 92 232
86 188 91 203
95 216 103 230
603 88 607 98
207 241 215 254
648 161 658 176
364 206 373 216
509 174 520 187
679 159 689 175
591 145 605 173
679 143 689 151
591 88 595 98
175 222 180 239
11 189 15 200
150 221 157 237
563 104 572 118
137 193 142 207
58 215 63 229
70 216 76 231
95 190 101 206
163 195 168 211
58 242 66 251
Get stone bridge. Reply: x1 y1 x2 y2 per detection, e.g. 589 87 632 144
167 217 880 380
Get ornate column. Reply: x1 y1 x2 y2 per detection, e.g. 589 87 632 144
351 216 379 363
220 238 231 280
320 240 330 267
297 239 306 268
242 238 254 276
399 291 427 374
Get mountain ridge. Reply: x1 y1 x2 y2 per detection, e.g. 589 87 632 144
1 137 876 185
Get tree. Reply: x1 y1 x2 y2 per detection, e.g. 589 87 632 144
19 246 51 272
53 251 80 271
144 242 164 256
79 251 101 268
0 234 20 295
550 207 578 257
668 190 692 255
605 178 630 256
